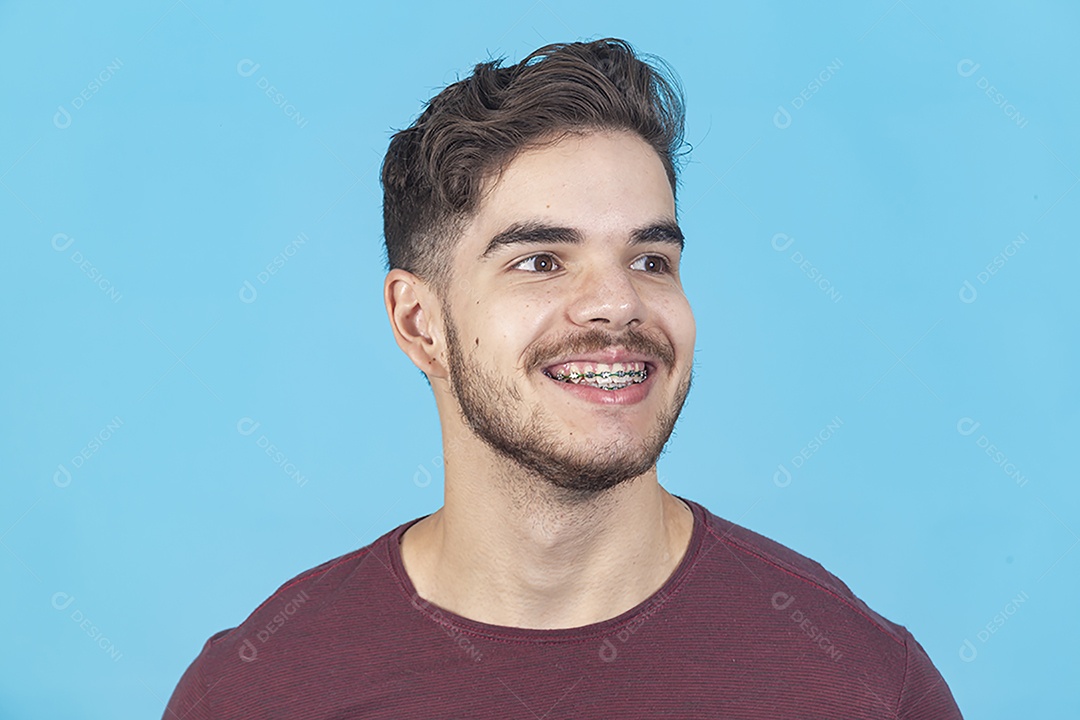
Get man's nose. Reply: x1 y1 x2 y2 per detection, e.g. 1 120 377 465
566 260 647 328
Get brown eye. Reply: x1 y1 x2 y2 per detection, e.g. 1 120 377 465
515 254 560 272
631 255 670 274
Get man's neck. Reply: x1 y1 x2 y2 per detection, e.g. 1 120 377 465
399 450 694 630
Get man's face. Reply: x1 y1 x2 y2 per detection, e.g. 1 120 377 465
439 129 695 496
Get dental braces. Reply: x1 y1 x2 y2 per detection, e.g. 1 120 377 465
552 369 648 382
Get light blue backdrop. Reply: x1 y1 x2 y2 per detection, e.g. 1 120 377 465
2 1 1076 717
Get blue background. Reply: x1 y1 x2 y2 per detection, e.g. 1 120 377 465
2 1 1077 717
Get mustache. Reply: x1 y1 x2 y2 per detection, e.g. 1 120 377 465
524 326 675 371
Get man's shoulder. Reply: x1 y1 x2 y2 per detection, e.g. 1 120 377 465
196 525 396 662
680 500 962 717
691 499 909 647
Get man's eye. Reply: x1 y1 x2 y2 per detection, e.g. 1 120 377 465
630 255 670 274
514 254 561 272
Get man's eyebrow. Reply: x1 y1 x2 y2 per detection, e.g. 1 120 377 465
481 220 684 259
630 221 684 251
481 222 583 258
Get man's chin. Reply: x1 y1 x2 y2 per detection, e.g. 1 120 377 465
490 439 663 497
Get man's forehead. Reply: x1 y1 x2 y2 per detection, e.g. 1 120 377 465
455 131 677 256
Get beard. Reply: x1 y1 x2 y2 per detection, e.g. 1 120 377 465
443 313 692 499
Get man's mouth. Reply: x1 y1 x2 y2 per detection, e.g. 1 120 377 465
542 361 649 391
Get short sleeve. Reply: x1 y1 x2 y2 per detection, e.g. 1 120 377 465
162 632 227 720
897 627 964 719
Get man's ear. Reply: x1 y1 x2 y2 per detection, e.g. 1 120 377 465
384 269 449 380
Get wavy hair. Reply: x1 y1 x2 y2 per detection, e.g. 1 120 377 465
381 38 686 290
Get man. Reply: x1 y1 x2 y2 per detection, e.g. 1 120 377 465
164 39 963 718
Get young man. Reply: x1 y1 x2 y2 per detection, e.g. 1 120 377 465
164 39 963 718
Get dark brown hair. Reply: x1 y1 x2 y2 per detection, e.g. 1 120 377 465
381 38 686 290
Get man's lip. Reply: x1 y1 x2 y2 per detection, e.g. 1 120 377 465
540 362 656 404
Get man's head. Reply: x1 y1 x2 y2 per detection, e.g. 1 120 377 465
382 39 694 498
381 38 686 295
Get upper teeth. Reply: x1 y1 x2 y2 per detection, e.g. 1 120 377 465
546 361 648 389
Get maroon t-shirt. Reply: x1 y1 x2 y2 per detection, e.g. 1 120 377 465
163 498 963 718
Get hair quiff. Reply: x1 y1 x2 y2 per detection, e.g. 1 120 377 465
380 37 687 290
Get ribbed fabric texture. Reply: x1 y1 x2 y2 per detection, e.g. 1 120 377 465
163 498 962 718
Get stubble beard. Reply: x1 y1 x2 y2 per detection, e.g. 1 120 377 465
443 312 692 500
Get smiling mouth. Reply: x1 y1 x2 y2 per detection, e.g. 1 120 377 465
542 361 649 391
